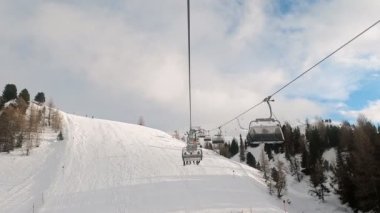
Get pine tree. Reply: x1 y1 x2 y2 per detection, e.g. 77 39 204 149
57 131 64 141
282 122 294 160
0 96 4 110
326 125 340 148
293 127 302 154
272 144 281 155
229 138 239 157
239 134 246 162
18 88 30 105
332 147 356 208
310 159 330 202
330 121 358 209
34 92 46 103
264 143 273 160
246 152 256 168
219 143 230 158
2 84 17 102
308 127 323 169
349 115 380 211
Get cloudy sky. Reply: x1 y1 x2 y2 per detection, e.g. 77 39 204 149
1 0 379 133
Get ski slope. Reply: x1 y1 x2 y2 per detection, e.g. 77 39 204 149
1 113 289 213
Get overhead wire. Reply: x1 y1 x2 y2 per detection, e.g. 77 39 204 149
210 101 264 131
208 18 380 132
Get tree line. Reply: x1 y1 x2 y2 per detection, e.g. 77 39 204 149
205 115 380 212
0 83 63 155
267 117 379 212
203 136 241 158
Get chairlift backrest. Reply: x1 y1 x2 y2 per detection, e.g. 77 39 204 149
186 143 198 151
187 129 197 144
212 133 224 144
247 118 284 143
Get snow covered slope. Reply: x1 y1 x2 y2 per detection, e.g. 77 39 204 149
1 113 289 213
231 145 351 213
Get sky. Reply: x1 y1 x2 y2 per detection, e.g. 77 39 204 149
0 0 379 134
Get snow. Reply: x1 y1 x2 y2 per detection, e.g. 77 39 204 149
0 113 287 213
0 112 351 212
0 128 63 213
322 148 337 165
4 99 17 108
231 145 352 213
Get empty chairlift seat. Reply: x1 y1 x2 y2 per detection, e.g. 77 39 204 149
212 134 225 144
247 118 284 145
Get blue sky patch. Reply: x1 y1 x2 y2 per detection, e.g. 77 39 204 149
345 75 380 110
271 0 319 16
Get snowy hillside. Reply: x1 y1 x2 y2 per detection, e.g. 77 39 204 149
231 144 351 213
0 111 354 212
1 112 291 213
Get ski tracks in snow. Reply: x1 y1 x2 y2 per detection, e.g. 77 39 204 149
4 113 285 212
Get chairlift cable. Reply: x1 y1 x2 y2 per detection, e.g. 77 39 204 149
208 19 380 132
209 101 264 131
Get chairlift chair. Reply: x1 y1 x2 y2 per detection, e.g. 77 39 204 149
204 130 212 142
204 135 211 142
198 130 206 138
246 97 284 146
212 128 225 144
182 129 203 166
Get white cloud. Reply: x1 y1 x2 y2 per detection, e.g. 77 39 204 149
1 0 380 131
28 2 189 104
341 100 380 123
261 0 380 101
230 0 266 48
